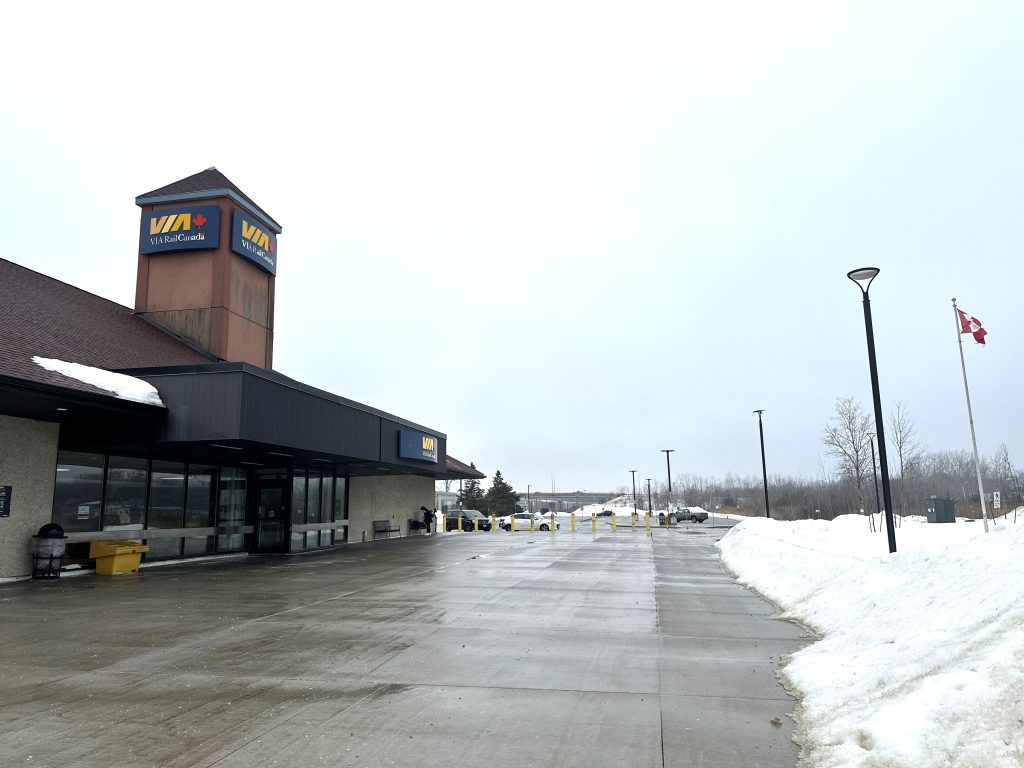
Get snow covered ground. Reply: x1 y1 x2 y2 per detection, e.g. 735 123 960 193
718 513 1024 768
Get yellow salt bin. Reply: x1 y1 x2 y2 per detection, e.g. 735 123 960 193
89 540 150 575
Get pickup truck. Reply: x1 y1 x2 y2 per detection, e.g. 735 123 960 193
679 508 708 523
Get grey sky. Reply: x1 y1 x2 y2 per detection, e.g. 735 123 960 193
3 2 1021 492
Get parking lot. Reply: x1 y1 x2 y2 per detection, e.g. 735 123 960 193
0 523 806 768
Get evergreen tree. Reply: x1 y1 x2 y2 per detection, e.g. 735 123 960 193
484 470 521 517
458 464 486 511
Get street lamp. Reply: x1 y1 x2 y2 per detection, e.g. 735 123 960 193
527 484 531 516
661 449 674 514
753 411 770 520
847 267 897 553
629 470 638 517
866 432 881 526
646 478 653 515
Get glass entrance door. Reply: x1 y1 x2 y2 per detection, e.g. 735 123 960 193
255 479 288 553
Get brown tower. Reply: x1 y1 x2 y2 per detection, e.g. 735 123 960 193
134 168 282 369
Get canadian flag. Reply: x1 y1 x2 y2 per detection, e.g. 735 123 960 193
957 308 987 345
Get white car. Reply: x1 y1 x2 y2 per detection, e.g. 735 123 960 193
497 512 560 531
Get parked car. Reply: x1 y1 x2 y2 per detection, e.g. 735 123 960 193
679 508 708 523
445 509 492 531
498 512 560 531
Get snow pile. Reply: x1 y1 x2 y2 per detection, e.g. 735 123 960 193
718 515 1024 768
32 357 164 407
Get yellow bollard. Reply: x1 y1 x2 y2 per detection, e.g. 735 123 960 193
571 512 576 533
550 513 555 532
531 516 536 532
510 514 516 532
631 513 637 532
491 514 496 532
645 513 651 531
591 513 596 533
459 514 464 533
474 517 479 532
611 514 617 532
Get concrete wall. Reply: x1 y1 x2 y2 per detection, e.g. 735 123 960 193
347 475 434 543
0 415 59 578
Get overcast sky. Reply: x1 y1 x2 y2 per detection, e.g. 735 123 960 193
3 2 1022 492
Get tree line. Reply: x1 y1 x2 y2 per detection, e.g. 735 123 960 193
627 398 1023 522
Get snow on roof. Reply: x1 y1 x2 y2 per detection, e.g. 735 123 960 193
32 357 164 407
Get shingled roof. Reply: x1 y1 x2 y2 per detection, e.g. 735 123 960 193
444 455 486 480
0 259 217 400
135 168 281 233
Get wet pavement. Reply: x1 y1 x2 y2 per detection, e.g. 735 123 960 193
0 523 807 767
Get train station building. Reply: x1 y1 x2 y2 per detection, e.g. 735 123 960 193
0 168 483 578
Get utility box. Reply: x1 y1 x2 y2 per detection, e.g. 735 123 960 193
926 497 955 524
89 540 150 574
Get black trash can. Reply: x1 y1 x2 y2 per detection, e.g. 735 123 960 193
30 523 67 579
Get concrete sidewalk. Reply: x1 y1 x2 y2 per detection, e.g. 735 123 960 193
0 525 806 767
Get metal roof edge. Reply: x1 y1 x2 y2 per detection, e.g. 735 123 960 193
118 362 448 439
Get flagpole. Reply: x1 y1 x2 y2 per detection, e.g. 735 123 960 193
952 298 989 532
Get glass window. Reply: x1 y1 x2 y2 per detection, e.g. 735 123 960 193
52 451 104 533
333 475 347 543
291 469 306 551
306 472 321 548
184 465 216 556
103 456 147 532
147 461 185 559
320 475 333 547
217 467 247 552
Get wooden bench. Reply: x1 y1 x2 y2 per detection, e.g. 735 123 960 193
372 519 400 539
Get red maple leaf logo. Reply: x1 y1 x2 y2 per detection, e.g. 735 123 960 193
194 214 207 227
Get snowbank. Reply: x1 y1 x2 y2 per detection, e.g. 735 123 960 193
718 515 1024 768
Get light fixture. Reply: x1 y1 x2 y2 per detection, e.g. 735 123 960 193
268 451 292 458
240 461 263 466
210 443 243 451
847 267 880 293
56 407 69 412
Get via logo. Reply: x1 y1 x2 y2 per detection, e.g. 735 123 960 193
149 212 207 235
240 219 274 252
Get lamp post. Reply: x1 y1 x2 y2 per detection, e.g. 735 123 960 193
629 470 638 517
646 478 653 515
753 410 770 518
527 484 531 516
847 267 897 553
661 449 674 514
867 432 882 524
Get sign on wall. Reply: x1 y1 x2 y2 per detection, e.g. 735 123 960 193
0 486 11 518
231 209 277 275
398 430 439 463
140 205 220 254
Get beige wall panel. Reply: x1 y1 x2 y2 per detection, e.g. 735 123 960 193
0 416 59 578
347 476 434 543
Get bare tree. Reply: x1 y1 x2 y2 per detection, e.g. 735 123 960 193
887 400 925 517
993 444 1023 523
822 397 873 514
